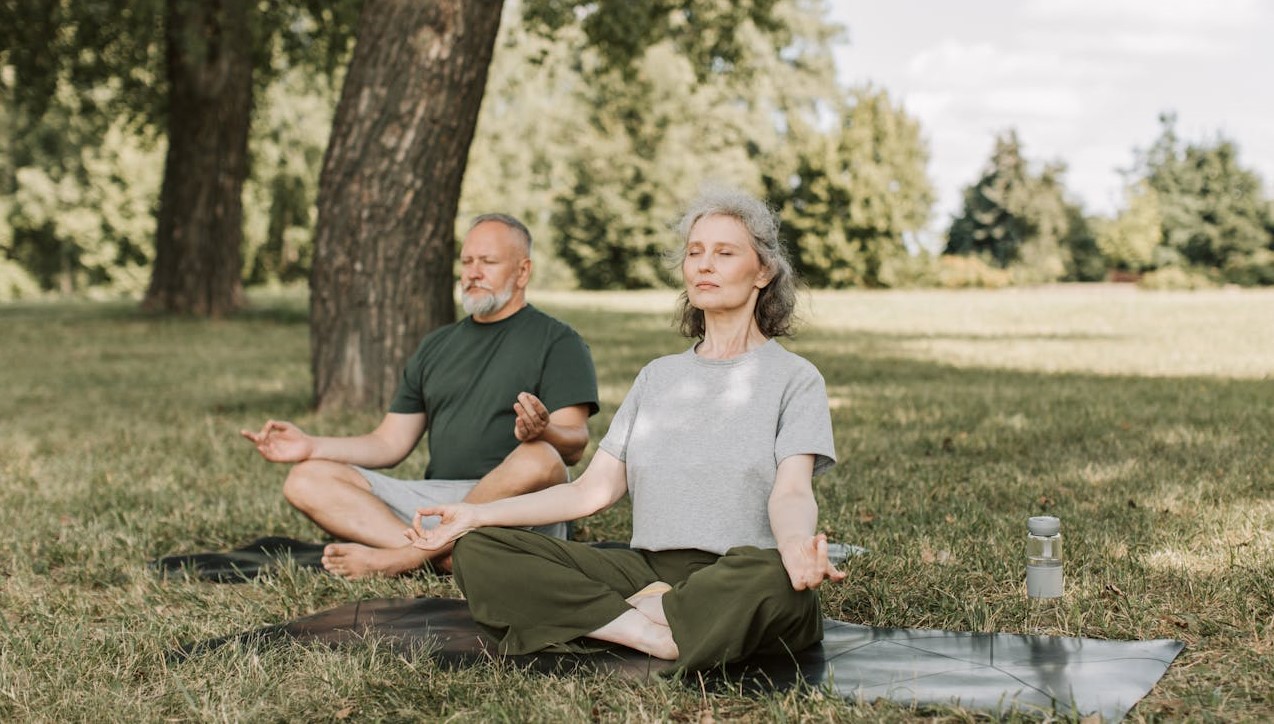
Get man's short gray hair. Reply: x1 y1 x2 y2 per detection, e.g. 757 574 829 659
670 188 799 339
469 213 532 253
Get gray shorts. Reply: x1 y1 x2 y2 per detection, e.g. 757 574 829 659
354 466 569 540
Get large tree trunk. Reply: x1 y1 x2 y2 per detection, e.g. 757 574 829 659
310 0 504 411
142 0 253 316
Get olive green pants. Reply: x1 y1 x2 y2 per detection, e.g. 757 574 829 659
451 527 823 671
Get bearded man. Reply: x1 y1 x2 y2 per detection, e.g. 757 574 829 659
242 214 599 578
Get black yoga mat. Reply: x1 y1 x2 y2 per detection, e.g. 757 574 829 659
178 596 1182 719
151 538 867 583
150 537 328 583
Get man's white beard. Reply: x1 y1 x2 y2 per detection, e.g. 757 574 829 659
461 282 515 317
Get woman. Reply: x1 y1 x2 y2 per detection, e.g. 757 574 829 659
407 189 843 671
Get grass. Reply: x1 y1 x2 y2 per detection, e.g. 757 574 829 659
1 285 1272 721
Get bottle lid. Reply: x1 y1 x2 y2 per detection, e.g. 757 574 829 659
1028 516 1060 536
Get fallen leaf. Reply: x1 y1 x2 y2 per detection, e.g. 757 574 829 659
335 706 354 720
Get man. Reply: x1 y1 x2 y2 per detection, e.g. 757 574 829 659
241 213 599 578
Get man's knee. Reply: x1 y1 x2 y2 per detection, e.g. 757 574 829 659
512 441 568 492
282 460 359 509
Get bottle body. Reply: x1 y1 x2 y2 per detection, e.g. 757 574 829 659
1026 516 1063 598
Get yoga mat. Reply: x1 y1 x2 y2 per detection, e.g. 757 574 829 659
151 539 870 583
178 597 1182 720
150 537 328 583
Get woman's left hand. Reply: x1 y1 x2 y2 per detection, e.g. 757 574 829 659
777 533 848 591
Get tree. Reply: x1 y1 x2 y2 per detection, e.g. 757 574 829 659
769 85 933 288
143 0 255 315
1095 180 1162 272
1138 113 1273 272
312 0 789 408
310 0 505 411
945 130 1083 283
0 0 358 314
547 0 843 289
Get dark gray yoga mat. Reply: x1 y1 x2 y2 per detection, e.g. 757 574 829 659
179 596 1182 719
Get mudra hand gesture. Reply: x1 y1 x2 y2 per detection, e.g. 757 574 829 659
239 420 314 463
512 391 552 441
404 504 479 551
778 533 847 591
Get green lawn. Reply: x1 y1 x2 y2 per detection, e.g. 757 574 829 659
1 286 1272 721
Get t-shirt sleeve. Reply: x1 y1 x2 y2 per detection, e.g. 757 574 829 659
538 328 600 416
598 367 647 462
388 342 428 414
775 365 837 476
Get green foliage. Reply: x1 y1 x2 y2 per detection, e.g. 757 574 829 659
769 86 934 288
552 39 768 289
523 0 782 80
1137 266 1217 290
541 0 851 289
945 130 1088 284
935 254 1012 289
243 67 337 286
0 0 358 301
1096 180 1163 272
1139 113 1273 272
4 82 161 295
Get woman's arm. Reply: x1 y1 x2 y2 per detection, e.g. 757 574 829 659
407 448 629 550
768 454 848 591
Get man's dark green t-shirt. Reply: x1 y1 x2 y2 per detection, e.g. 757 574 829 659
388 304 599 480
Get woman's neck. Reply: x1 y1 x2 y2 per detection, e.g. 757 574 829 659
697 312 768 360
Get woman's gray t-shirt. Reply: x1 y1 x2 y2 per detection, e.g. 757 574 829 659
598 339 836 554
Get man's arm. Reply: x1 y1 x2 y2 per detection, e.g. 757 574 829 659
513 393 590 465
241 412 427 469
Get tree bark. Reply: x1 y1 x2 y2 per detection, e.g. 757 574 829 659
142 0 253 316
310 0 504 411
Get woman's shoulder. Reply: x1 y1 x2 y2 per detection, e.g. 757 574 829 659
762 339 825 380
639 347 696 375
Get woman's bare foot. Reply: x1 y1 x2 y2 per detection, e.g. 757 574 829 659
626 581 671 626
588 609 679 660
321 543 432 579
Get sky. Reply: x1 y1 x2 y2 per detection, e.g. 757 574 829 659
826 0 1274 240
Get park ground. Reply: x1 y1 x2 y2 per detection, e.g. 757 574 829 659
1 285 1272 721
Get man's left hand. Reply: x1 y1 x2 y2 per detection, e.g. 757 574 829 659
513 391 551 441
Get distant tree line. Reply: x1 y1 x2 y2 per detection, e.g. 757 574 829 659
3 0 1273 308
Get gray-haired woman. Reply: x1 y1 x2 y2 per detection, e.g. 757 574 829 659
407 189 843 671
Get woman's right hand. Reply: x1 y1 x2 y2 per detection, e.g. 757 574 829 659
777 533 847 591
406 504 480 551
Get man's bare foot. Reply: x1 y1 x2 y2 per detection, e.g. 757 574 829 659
626 581 671 626
321 543 432 579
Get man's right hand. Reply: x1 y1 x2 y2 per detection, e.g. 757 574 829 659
240 420 315 463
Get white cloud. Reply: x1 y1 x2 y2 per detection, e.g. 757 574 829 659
983 87 1086 120
1108 31 1226 56
1024 0 1265 29
828 0 1274 229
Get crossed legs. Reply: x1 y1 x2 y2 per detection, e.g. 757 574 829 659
589 582 677 660
282 440 568 578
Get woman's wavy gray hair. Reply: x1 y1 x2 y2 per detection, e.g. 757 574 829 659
670 189 798 339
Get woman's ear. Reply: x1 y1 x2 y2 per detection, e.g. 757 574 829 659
755 266 773 289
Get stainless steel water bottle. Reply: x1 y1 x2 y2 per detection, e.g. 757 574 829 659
1026 516 1063 598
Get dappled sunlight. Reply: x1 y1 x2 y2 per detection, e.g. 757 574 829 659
804 287 1274 379
1077 459 1141 487
1146 500 1274 575
1151 424 1240 450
